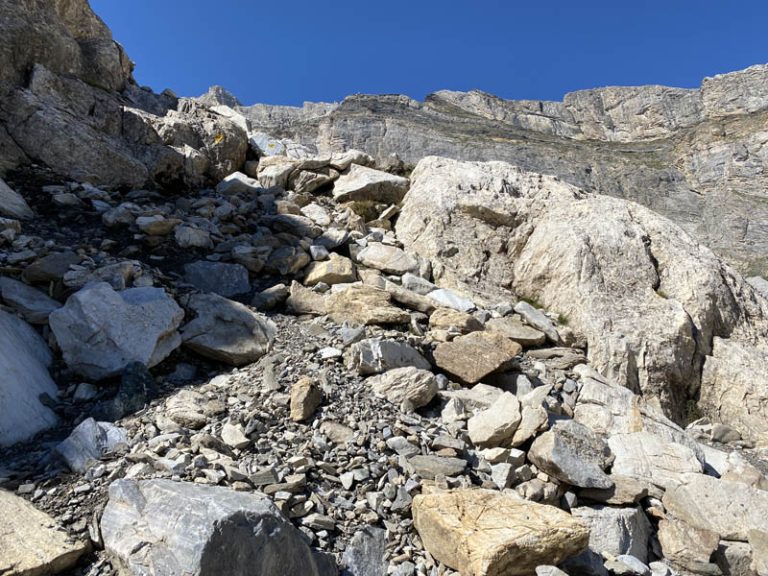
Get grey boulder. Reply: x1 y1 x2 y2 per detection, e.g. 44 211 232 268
0 276 61 324
332 164 409 204
0 310 58 446
49 282 184 380
56 418 128 473
181 293 276 366
0 178 33 219
101 479 333 576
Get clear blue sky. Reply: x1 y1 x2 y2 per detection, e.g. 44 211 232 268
91 0 768 107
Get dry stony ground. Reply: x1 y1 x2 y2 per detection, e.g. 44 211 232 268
1 159 768 576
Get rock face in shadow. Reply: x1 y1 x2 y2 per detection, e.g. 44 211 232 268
396 156 768 426
234 65 768 277
0 0 248 189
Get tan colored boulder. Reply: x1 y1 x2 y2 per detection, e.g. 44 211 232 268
368 367 438 410
485 316 546 346
658 516 720 574
304 253 357 286
328 285 410 326
467 392 522 448
433 332 521 384
412 489 589 576
429 307 483 334
0 489 87 575
290 377 322 422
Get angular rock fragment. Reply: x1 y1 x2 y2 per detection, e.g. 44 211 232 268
101 479 331 576
513 301 560 343
467 392 522 448
0 490 87 575
56 418 128 472
368 367 438 409
329 285 411 325
346 338 431 375
333 164 409 204
413 489 589 576
304 253 357 286
183 260 250 297
0 178 33 219
49 282 184 380
433 331 521 384
0 276 61 324
485 315 546 346
528 419 614 489
357 243 419 275
181 293 276 366
290 376 322 422
571 505 653 563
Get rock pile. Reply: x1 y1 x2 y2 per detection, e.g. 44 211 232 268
3 143 768 576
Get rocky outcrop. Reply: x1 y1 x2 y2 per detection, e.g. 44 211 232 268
234 64 768 277
397 156 768 426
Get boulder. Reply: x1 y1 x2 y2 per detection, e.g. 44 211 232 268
22 251 81 283
428 307 483 334
663 473 768 541
700 338 768 443
433 331 521 384
408 456 467 479
571 505 653 563
346 338 431 375
0 276 61 324
607 431 702 491
396 157 768 423
368 367 438 409
183 261 250 297
342 526 387 576
427 288 476 312
528 420 614 489
357 243 419 275
0 178 33 219
332 164 409 203
485 316 546 346
101 479 332 576
181 293 276 366
328 285 410 326
56 418 128 473
49 282 184 380
658 517 721 574
513 302 560 343
0 489 87 575
467 392 522 448
0 310 59 446
304 253 357 286
256 156 298 189
412 489 589 576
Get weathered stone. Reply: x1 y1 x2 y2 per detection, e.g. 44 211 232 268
342 526 387 576
658 516 721 574
256 156 298 188
467 392 522 448
216 171 261 195
22 251 81 283
368 367 438 409
579 475 650 505
433 331 521 384
663 473 768 541
304 253 357 286
485 316 547 346
511 405 549 447
427 288 476 312
101 479 330 576
0 310 58 446
328 285 410 326
607 431 702 491
0 276 60 324
0 489 87 576
0 178 33 219
56 418 128 473
290 376 322 422
181 293 275 366
429 307 483 334
357 243 419 275
184 261 250 297
528 420 614 489
571 505 653 563
413 489 589 576
221 422 251 450
174 225 213 249
286 280 328 315
135 215 180 235
333 164 409 203
289 167 338 194
347 338 430 375
49 282 183 380
407 455 467 479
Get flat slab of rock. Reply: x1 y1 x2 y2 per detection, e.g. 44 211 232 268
182 293 276 366
0 489 87 575
433 331 521 384
513 301 560 342
0 310 58 446
413 489 589 576
101 479 331 576
328 285 410 326
427 288 476 312
49 282 184 380
529 419 614 489
0 178 33 219
408 455 467 479
368 367 438 410
333 164 409 204
0 277 61 324
485 316 546 346
184 260 250 297
357 243 419 275
663 473 768 541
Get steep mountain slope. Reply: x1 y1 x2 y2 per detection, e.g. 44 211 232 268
221 66 768 276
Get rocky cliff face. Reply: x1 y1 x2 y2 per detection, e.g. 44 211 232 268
227 65 768 277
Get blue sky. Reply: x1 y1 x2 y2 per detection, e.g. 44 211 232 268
91 0 768 106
